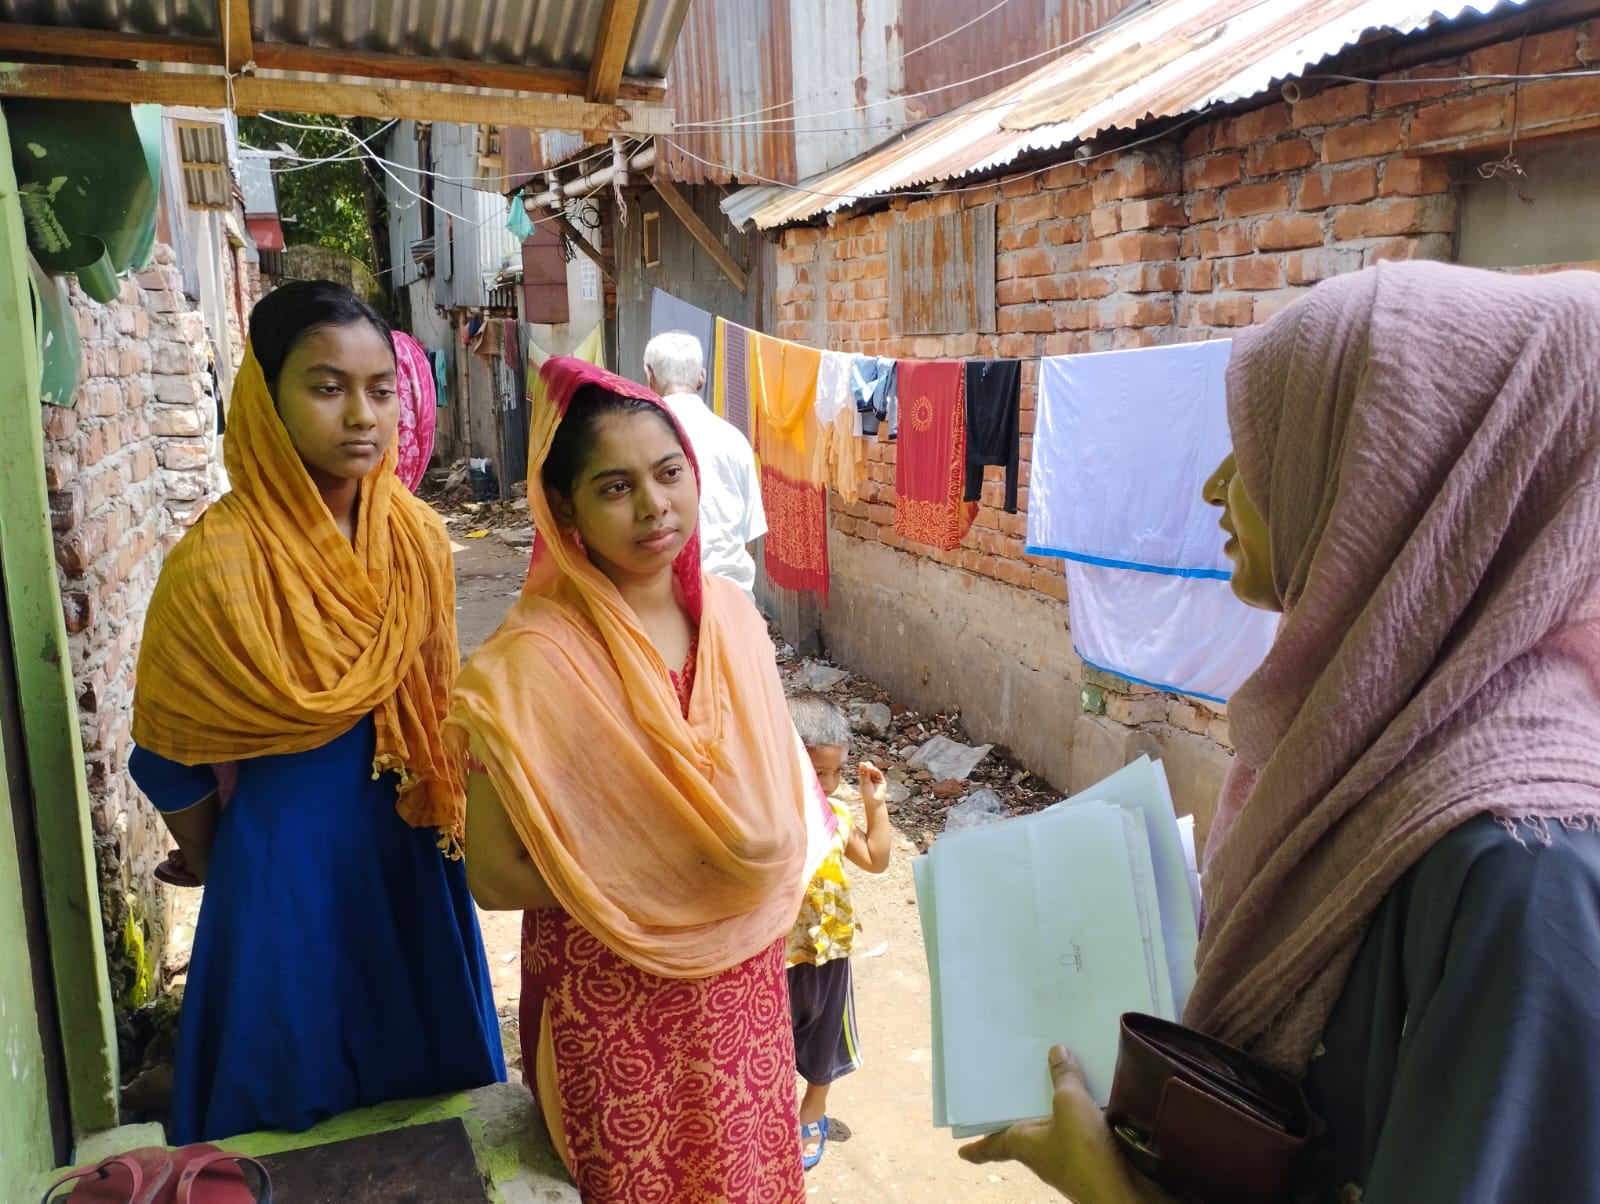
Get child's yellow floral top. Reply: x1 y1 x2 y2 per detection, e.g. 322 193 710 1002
785 786 858 966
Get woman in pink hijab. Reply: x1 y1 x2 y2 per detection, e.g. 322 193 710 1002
393 331 436 492
964 261 1600 1204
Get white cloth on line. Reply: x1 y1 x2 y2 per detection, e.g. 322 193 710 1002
1065 559 1279 703
814 350 857 427
1028 340 1234 575
661 392 767 597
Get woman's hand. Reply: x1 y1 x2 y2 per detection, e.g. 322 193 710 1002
959 1046 1172 1204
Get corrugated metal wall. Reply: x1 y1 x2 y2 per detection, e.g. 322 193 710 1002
899 0 1135 118
660 0 1136 186
385 121 429 291
429 122 521 311
614 184 762 383
659 0 798 185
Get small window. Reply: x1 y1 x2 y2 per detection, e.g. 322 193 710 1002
1458 137 1600 270
642 211 661 267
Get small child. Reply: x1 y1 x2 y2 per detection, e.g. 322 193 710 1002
786 692 892 1171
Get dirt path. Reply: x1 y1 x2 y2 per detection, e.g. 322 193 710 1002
450 532 1051 1202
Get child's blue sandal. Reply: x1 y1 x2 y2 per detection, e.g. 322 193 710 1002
800 1117 829 1171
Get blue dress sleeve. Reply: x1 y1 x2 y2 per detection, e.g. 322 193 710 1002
129 745 219 813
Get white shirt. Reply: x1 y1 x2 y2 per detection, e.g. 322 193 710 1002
662 392 768 595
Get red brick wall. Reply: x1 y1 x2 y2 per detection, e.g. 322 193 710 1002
44 246 228 1009
772 23 1600 797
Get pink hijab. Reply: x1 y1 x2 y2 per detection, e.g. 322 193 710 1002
393 332 436 492
1186 261 1600 1073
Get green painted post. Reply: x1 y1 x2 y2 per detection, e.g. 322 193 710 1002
0 108 120 1138
0 722 53 1204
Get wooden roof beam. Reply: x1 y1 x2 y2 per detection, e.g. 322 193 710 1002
252 42 666 101
0 24 220 65
217 0 253 73
0 63 676 135
0 24 668 102
587 0 642 103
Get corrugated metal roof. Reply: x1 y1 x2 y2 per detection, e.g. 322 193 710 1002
0 0 687 78
743 0 1530 228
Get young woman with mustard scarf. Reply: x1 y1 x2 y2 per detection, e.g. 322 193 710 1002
130 281 505 1143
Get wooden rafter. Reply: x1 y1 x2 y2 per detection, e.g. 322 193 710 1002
251 42 666 101
587 0 642 103
0 24 668 102
217 0 253 73
551 212 619 280
0 64 675 134
0 24 218 64
650 173 748 294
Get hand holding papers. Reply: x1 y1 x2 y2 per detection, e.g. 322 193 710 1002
915 756 1199 1136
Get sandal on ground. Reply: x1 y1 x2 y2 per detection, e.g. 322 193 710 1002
800 1117 829 1172
154 850 201 889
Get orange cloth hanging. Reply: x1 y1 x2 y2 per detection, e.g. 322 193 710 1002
750 331 829 598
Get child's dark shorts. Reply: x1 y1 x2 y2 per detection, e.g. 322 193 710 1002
787 957 862 1085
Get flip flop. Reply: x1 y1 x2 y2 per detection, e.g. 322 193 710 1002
155 850 201 889
800 1116 829 1172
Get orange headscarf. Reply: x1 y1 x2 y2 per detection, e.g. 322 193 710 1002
447 357 818 978
132 345 464 848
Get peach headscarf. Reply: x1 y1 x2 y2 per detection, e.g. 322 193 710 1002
132 344 464 847
447 357 817 978
1186 262 1600 1073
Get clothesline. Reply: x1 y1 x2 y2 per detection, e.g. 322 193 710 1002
652 290 1274 703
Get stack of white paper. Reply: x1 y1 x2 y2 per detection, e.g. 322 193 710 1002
915 756 1199 1137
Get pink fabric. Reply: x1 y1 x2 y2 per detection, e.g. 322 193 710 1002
1186 261 1600 1073
393 332 436 492
524 357 705 624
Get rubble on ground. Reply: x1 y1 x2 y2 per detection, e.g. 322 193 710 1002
776 644 1064 852
423 463 532 532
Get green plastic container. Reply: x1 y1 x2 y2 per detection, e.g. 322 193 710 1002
5 98 163 299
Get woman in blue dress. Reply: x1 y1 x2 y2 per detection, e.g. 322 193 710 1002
130 280 504 1143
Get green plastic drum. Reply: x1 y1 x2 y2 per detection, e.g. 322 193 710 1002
5 98 163 300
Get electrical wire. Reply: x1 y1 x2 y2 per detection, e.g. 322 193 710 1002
1304 67 1600 85
673 0 1157 131
665 57 1600 216
659 112 1208 211
679 0 1028 127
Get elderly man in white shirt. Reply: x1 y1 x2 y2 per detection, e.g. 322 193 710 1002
644 330 768 600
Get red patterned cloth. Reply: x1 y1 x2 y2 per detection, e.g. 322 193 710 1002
514 618 805 1203
760 464 829 599
520 919 804 1203
894 360 978 550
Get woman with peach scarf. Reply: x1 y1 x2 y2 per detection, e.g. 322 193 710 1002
450 357 825 1202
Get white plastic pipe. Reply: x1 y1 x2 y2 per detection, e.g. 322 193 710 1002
524 144 657 211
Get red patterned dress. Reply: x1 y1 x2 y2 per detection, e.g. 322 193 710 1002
519 635 806 1203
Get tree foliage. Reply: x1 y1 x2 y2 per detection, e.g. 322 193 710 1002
238 114 384 274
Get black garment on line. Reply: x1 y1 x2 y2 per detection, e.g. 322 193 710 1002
963 359 1022 513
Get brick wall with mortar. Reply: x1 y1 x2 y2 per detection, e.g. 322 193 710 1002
42 246 234 1019
773 24 1600 837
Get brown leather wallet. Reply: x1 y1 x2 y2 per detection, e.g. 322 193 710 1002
1106 1012 1313 1204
